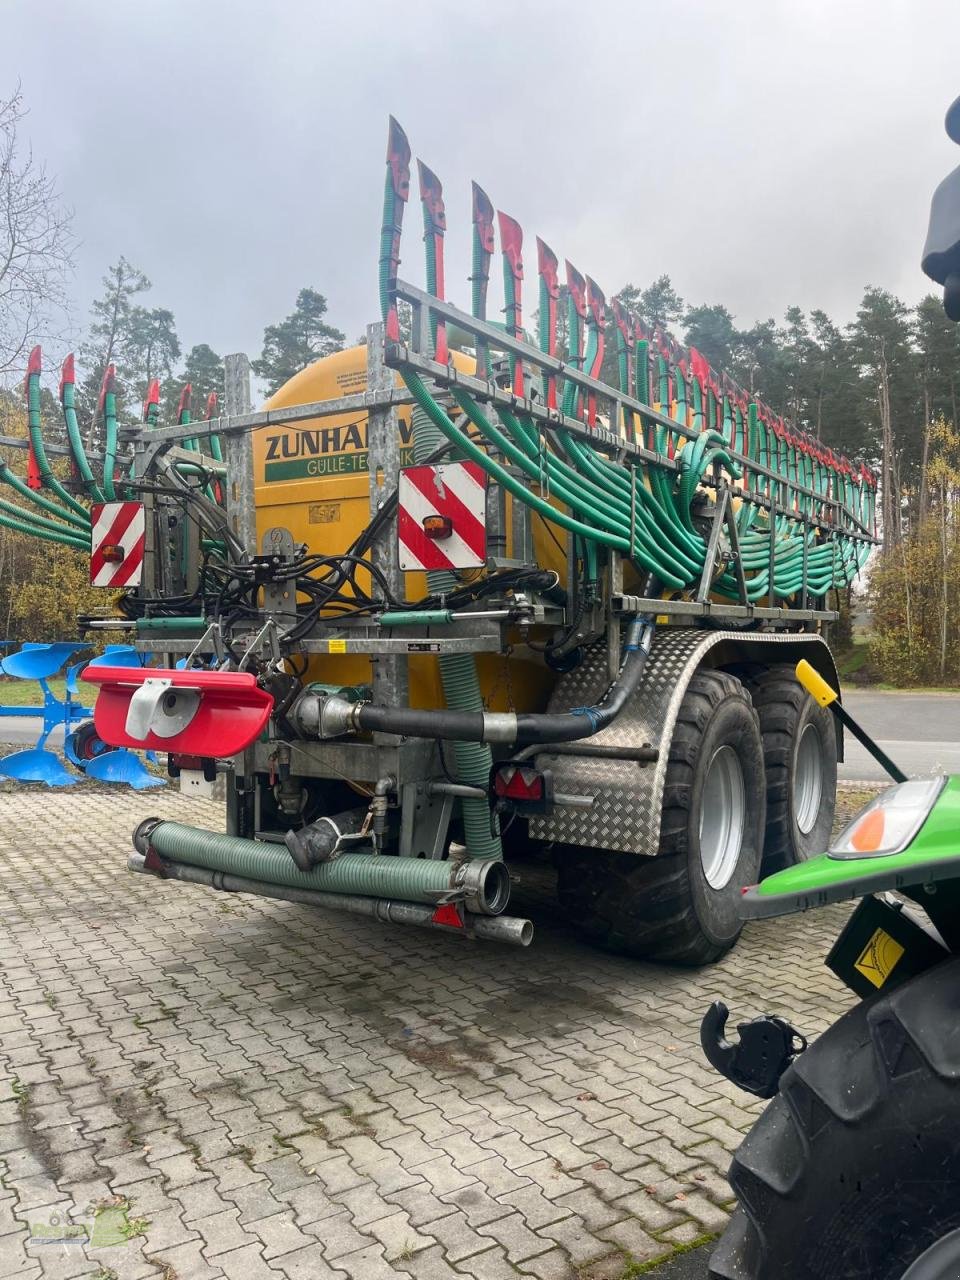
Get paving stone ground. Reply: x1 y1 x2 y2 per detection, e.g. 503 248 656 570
0 789 858 1280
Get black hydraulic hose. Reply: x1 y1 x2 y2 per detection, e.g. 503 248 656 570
352 616 655 748
513 617 655 745
356 704 486 742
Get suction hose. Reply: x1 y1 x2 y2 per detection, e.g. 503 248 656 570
133 819 510 914
411 403 502 860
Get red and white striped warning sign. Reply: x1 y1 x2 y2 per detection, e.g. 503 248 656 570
397 462 487 571
89 501 146 588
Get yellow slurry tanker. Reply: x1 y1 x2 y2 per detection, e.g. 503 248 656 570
3 119 876 962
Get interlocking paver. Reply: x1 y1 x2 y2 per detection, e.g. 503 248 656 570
272 1241 348 1279
250 1210 317 1258
0 788 857 1279
194 1205 256 1258
540 1212 612 1265
455 1245 523 1280
476 1210 553 1263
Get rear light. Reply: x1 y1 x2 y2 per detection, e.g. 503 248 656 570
491 762 554 814
168 753 217 782
829 778 944 859
80 666 273 757
423 514 453 539
100 544 125 563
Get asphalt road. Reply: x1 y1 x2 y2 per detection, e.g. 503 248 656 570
0 716 66 747
1 689 959 783
839 690 960 781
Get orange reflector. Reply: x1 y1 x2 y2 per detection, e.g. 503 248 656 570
423 514 453 539
100 544 125 563
850 808 885 852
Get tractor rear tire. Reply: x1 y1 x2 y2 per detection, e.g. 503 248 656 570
556 670 765 965
710 956 960 1280
747 664 837 872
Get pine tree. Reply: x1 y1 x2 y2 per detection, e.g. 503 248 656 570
252 288 345 394
125 306 180 407
808 309 866 456
848 288 918 545
683 303 739 374
182 343 224 407
78 257 150 437
733 318 784 401
634 275 685 332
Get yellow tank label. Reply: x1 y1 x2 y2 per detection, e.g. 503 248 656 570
327 639 347 654
854 928 904 988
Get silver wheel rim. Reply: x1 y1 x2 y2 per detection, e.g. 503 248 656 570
901 1227 960 1278
699 745 746 890
794 722 823 837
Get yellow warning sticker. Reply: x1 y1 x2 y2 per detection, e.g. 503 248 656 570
327 639 347 654
854 928 905 988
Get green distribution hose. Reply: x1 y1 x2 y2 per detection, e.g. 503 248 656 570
101 366 119 501
0 459 89 534
60 355 104 503
411 405 503 861
24 348 90 523
0 496 89 545
0 507 88 549
402 353 870 602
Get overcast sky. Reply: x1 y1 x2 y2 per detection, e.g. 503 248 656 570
4 0 960 388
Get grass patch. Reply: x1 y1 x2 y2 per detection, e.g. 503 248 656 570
119 1214 150 1241
835 641 871 682
0 676 94 707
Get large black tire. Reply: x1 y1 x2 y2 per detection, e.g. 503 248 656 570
557 670 765 965
711 957 960 1280
747 664 837 872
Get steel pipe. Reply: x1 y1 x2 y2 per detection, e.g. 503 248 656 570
128 853 533 947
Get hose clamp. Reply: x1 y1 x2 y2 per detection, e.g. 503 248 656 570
480 712 519 744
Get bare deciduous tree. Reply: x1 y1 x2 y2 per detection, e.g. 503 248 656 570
0 85 74 377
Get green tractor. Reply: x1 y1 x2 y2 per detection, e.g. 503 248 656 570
703 96 960 1280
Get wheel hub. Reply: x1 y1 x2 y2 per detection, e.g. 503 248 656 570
699 745 746 890
902 1226 960 1279
794 721 823 837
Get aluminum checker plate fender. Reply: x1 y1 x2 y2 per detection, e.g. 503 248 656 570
528 628 840 855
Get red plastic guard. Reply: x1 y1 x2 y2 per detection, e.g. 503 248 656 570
81 666 273 757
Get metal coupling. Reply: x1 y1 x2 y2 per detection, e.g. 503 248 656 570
371 776 395 851
132 816 163 856
451 856 511 916
289 691 358 739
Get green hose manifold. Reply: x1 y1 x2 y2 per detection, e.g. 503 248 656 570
380 120 877 611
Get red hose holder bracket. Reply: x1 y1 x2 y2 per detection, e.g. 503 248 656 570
80 666 273 756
